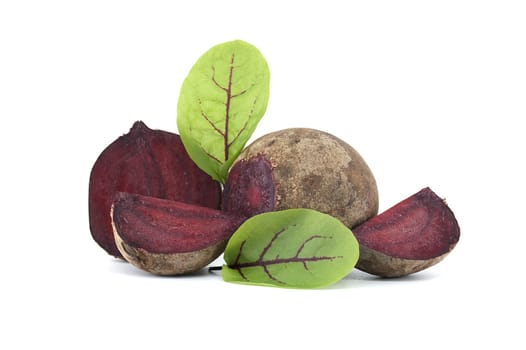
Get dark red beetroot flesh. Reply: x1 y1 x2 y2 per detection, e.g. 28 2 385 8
111 192 246 275
222 154 276 217
112 192 245 253
89 121 221 258
353 187 460 277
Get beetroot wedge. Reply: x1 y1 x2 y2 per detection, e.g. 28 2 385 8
353 187 460 277
89 121 221 258
111 192 245 275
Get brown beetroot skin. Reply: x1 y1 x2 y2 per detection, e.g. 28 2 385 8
111 192 245 275
353 187 460 277
223 128 379 228
89 121 221 258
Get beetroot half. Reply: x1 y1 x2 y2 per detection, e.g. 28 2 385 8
353 187 460 277
89 121 221 258
111 192 245 275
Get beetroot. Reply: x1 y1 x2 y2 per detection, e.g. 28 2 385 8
353 187 460 277
222 128 379 228
88 121 221 258
111 192 245 275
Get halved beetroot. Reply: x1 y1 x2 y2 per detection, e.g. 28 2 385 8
111 192 246 275
353 187 460 277
88 121 221 258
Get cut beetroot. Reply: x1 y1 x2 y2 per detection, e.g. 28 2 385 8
353 187 460 277
88 121 221 258
111 192 246 275
222 154 276 217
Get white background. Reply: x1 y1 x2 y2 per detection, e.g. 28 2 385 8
1 1 525 349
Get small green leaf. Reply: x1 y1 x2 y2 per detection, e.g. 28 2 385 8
222 209 360 289
177 40 270 183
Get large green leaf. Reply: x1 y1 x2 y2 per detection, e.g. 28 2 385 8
222 209 360 289
177 40 270 183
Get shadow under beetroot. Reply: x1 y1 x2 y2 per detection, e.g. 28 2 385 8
327 268 439 289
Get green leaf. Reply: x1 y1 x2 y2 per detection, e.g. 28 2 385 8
177 40 270 183
222 209 360 289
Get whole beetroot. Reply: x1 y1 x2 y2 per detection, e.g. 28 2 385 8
222 128 379 228
89 121 221 258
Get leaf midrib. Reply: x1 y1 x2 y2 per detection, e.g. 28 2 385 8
230 255 343 269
